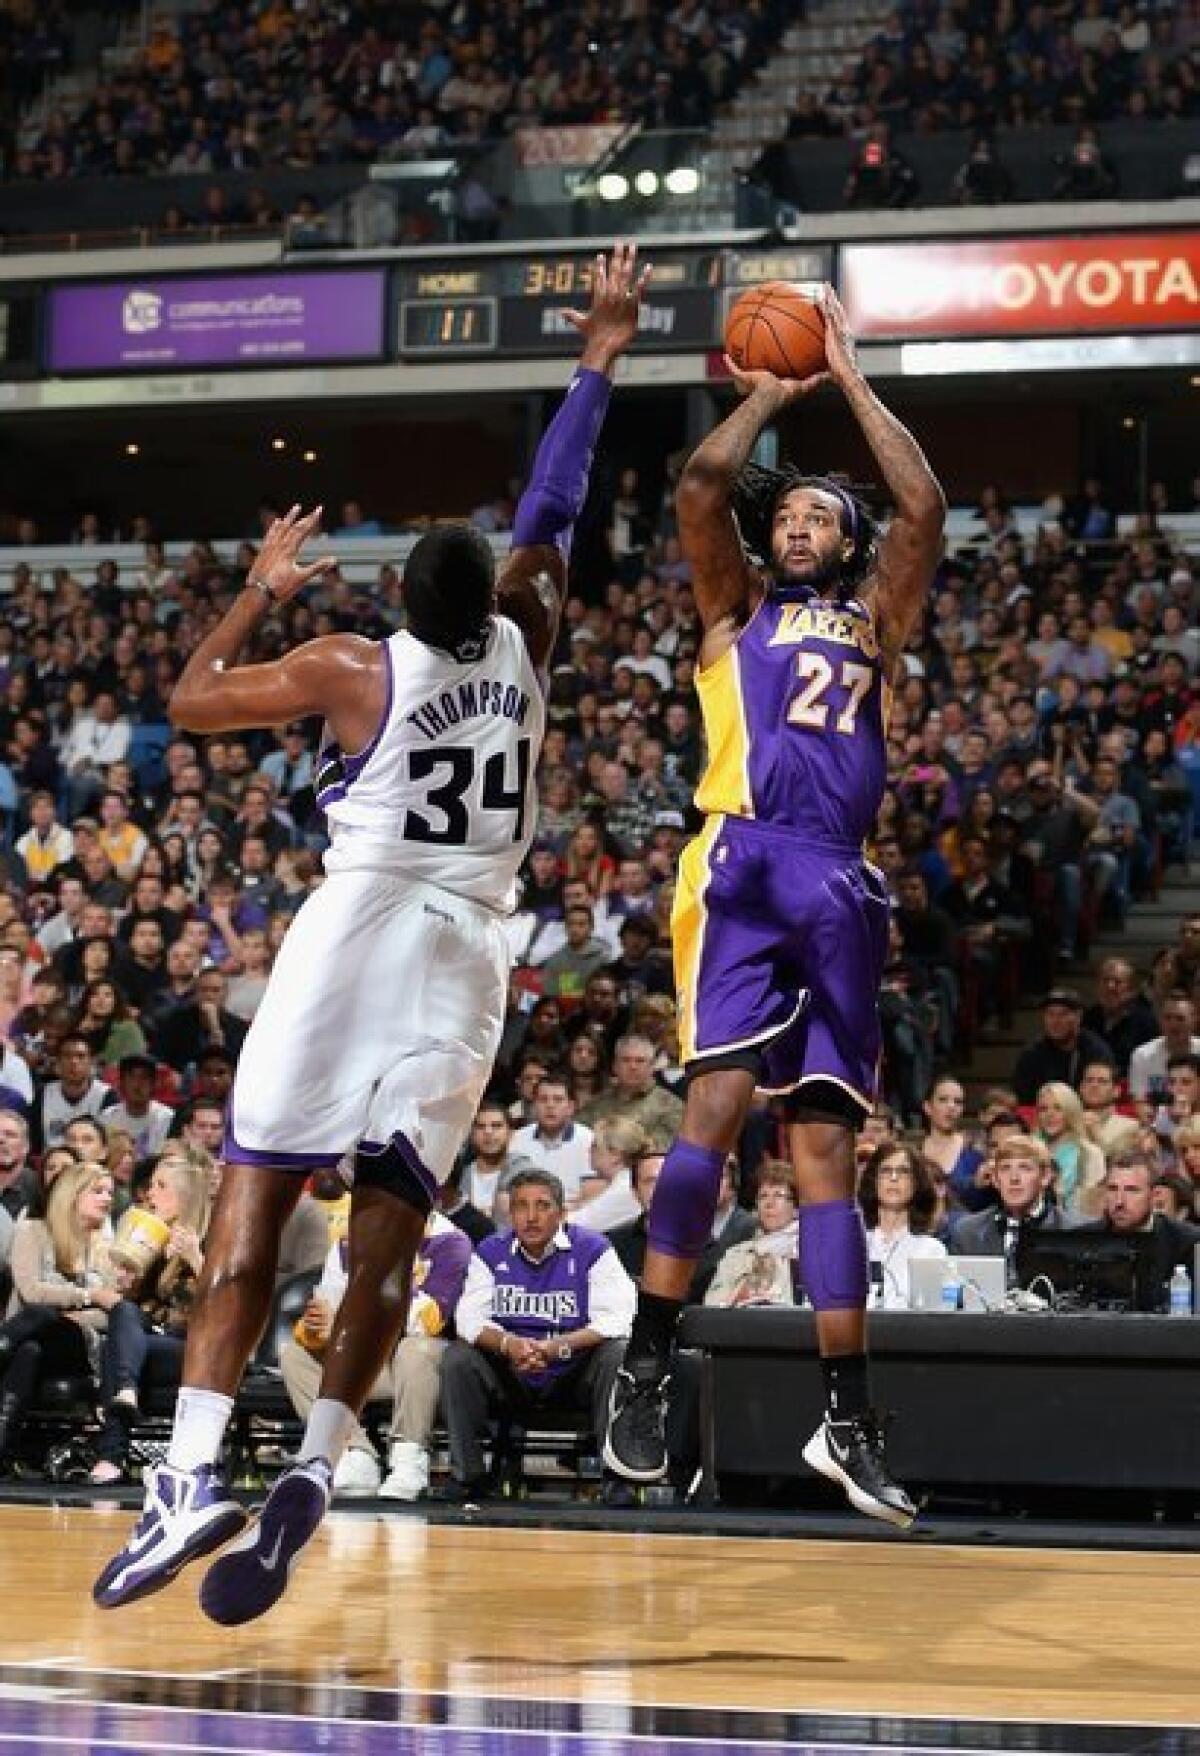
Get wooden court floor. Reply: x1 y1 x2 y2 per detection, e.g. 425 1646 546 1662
2 1502 1200 1748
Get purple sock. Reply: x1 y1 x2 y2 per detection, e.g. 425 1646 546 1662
511 367 611 559
801 1198 869 1311
645 1139 726 1261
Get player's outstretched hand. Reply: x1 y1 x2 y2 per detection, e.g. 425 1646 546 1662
818 284 862 389
250 504 337 605
564 241 652 373
722 353 828 405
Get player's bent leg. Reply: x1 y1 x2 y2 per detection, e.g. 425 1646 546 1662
787 1105 915 1530
605 1065 754 1484
94 1164 302 1609
200 1176 426 1626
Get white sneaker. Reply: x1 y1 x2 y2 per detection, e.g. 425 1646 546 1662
332 1446 381 1498
379 1440 429 1502
93 1463 246 1608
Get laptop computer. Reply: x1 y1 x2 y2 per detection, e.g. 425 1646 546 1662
908 1254 1008 1313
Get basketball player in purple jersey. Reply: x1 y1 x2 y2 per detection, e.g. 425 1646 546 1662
94 245 649 1620
604 286 945 1524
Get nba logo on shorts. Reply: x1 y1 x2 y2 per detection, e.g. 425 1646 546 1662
123 290 162 335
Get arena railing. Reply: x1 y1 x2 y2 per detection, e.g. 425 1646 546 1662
0 517 1195 598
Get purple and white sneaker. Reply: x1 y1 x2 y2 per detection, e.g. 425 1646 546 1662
93 1463 247 1609
199 1457 332 1627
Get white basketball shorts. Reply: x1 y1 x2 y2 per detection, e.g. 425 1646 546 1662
223 867 509 1191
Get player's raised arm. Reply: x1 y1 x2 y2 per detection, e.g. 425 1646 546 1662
820 285 946 666
497 241 650 670
168 506 375 736
676 355 825 635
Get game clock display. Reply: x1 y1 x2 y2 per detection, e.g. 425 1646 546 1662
395 247 830 360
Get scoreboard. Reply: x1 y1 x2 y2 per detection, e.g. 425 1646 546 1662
395 244 830 358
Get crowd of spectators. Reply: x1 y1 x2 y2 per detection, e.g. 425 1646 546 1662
3 0 790 185
790 0 1197 146
0 452 1198 1497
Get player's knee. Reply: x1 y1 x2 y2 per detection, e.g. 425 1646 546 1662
684 1071 751 1149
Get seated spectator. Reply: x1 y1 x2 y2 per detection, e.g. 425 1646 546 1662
704 1161 801 1309
0 1110 38 1304
951 1133 1065 1262
1019 764 1100 962
538 903 612 1002
1081 958 1159 1076
1174 1119 1200 1193
0 1161 121 1468
604 912 673 1010
88 1153 211 1483
442 1168 635 1501
1084 1151 1200 1310
894 867 958 1056
15 791 72 888
562 971 626 1061
1151 1053 1200 1148
221 926 273 1023
1036 1081 1107 1219
1052 127 1118 201
459 1099 532 1224
34 1034 117 1151
1153 1173 1196 1224
920 1076 989 1213
279 1210 470 1501
1077 1059 1139 1158
578 1034 684 1139
74 978 146 1067
511 1074 594 1204
860 1144 947 1311
952 134 1014 205
1012 989 1114 1106
572 1117 648 1232
565 1032 608 1113
103 1054 175 1166
1127 992 1200 1107
155 966 248 1073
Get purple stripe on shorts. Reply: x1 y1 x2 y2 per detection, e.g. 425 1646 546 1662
360 1130 439 1204
222 1116 342 1174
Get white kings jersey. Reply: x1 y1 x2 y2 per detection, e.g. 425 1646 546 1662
316 615 545 913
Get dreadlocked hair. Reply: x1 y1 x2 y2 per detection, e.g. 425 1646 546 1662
731 462 879 590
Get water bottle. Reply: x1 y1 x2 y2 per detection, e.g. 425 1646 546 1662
1168 1265 1192 1317
940 1263 963 1312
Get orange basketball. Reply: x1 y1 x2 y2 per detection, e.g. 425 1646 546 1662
724 281 826 381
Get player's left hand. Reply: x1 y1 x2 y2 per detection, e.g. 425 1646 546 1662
250 504 337 606
564 241 652 373
818 284 862 388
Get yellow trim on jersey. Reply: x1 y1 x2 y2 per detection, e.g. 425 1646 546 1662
673 815 723 1064
694 645 753 819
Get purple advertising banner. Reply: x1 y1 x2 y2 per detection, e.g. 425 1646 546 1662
46 270 386 372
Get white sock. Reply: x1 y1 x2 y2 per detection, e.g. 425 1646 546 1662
298 1398 356 1470
167 1387 235 1472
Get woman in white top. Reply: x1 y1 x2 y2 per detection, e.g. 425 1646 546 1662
571 1115 647 1233
860 1144 947 1311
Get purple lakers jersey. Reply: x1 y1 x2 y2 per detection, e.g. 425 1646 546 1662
694 592 888 847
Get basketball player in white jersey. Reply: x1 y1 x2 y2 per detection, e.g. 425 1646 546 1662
95 244 650 1622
